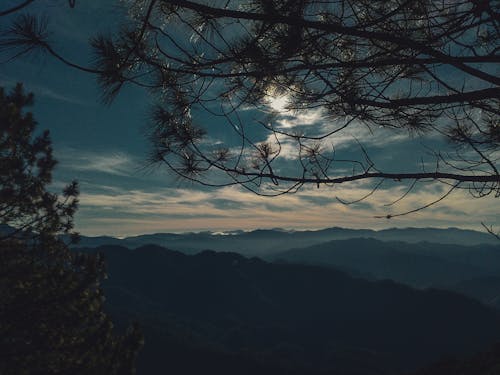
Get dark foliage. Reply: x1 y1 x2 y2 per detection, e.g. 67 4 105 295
0 84 143 374
0 239 143 374
0 84 78 244
93 0 499 201
1 1 498 207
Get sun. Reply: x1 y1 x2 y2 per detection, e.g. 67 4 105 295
265 93 290 113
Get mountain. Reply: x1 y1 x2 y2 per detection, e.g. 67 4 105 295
449 277 500 310
270 238 500 290
406 343 500 375
373 227 498 246
73 227 374 255
81 244 500 375
72 226 499 256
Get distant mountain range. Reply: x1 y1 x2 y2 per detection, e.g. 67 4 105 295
270 238 500 287
72 226 499 256
5 221 500 374
82 244 500 375
70 226 500 309
4 223 499 309
450 277 500 310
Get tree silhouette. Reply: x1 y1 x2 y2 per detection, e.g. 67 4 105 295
0 84 78 243
0 84 143 374
1 1 499 209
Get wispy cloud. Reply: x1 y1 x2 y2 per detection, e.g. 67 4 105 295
0 74 89 106
58 149 139 176
261 93 410 153
73 181 498 236
36 86 88 106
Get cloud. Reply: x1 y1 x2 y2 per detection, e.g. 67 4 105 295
276 109 326 130
58 149 139 176
0 74 88 106
35 86 88 106
260 92 411 156
73 180 498 237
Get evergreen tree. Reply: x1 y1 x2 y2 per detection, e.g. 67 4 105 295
0 83 78 243
1 1 498 209
0 84 143 374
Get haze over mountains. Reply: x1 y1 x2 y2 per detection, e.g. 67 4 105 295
73 226 499 255
71 226 500 310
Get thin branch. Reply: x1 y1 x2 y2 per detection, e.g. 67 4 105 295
374 182 460 219
0 0 35 17
481 222 500 240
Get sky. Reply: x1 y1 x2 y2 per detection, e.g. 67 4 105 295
1 0 498 236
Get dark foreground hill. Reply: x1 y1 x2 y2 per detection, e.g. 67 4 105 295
405 343 500 375
82 245 500 375
449 277 500 310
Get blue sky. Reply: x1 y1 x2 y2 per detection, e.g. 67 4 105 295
1 1 498 236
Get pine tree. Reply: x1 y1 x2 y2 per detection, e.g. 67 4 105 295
0 84 143 374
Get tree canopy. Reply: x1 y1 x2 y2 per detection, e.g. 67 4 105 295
0 83 78 243
0 84 143 374
1 0 499 210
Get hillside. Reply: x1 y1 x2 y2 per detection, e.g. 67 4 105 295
81 244 500 375
449 277 500 310
271 238 500 289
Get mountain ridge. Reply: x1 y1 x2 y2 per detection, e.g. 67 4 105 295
270 238 500 298
71 226 499 255
82 243 500 375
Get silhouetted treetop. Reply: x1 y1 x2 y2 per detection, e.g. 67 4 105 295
0 83 79 243
0 84 143 374
2 1 499 207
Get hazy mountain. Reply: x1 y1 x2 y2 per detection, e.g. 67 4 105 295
81 244 500 375
73 227 373 255
449 277 500 310
394 241 500 274
272 238 500 313
72 226 499 256
270 238 500 290
373 227 498 246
